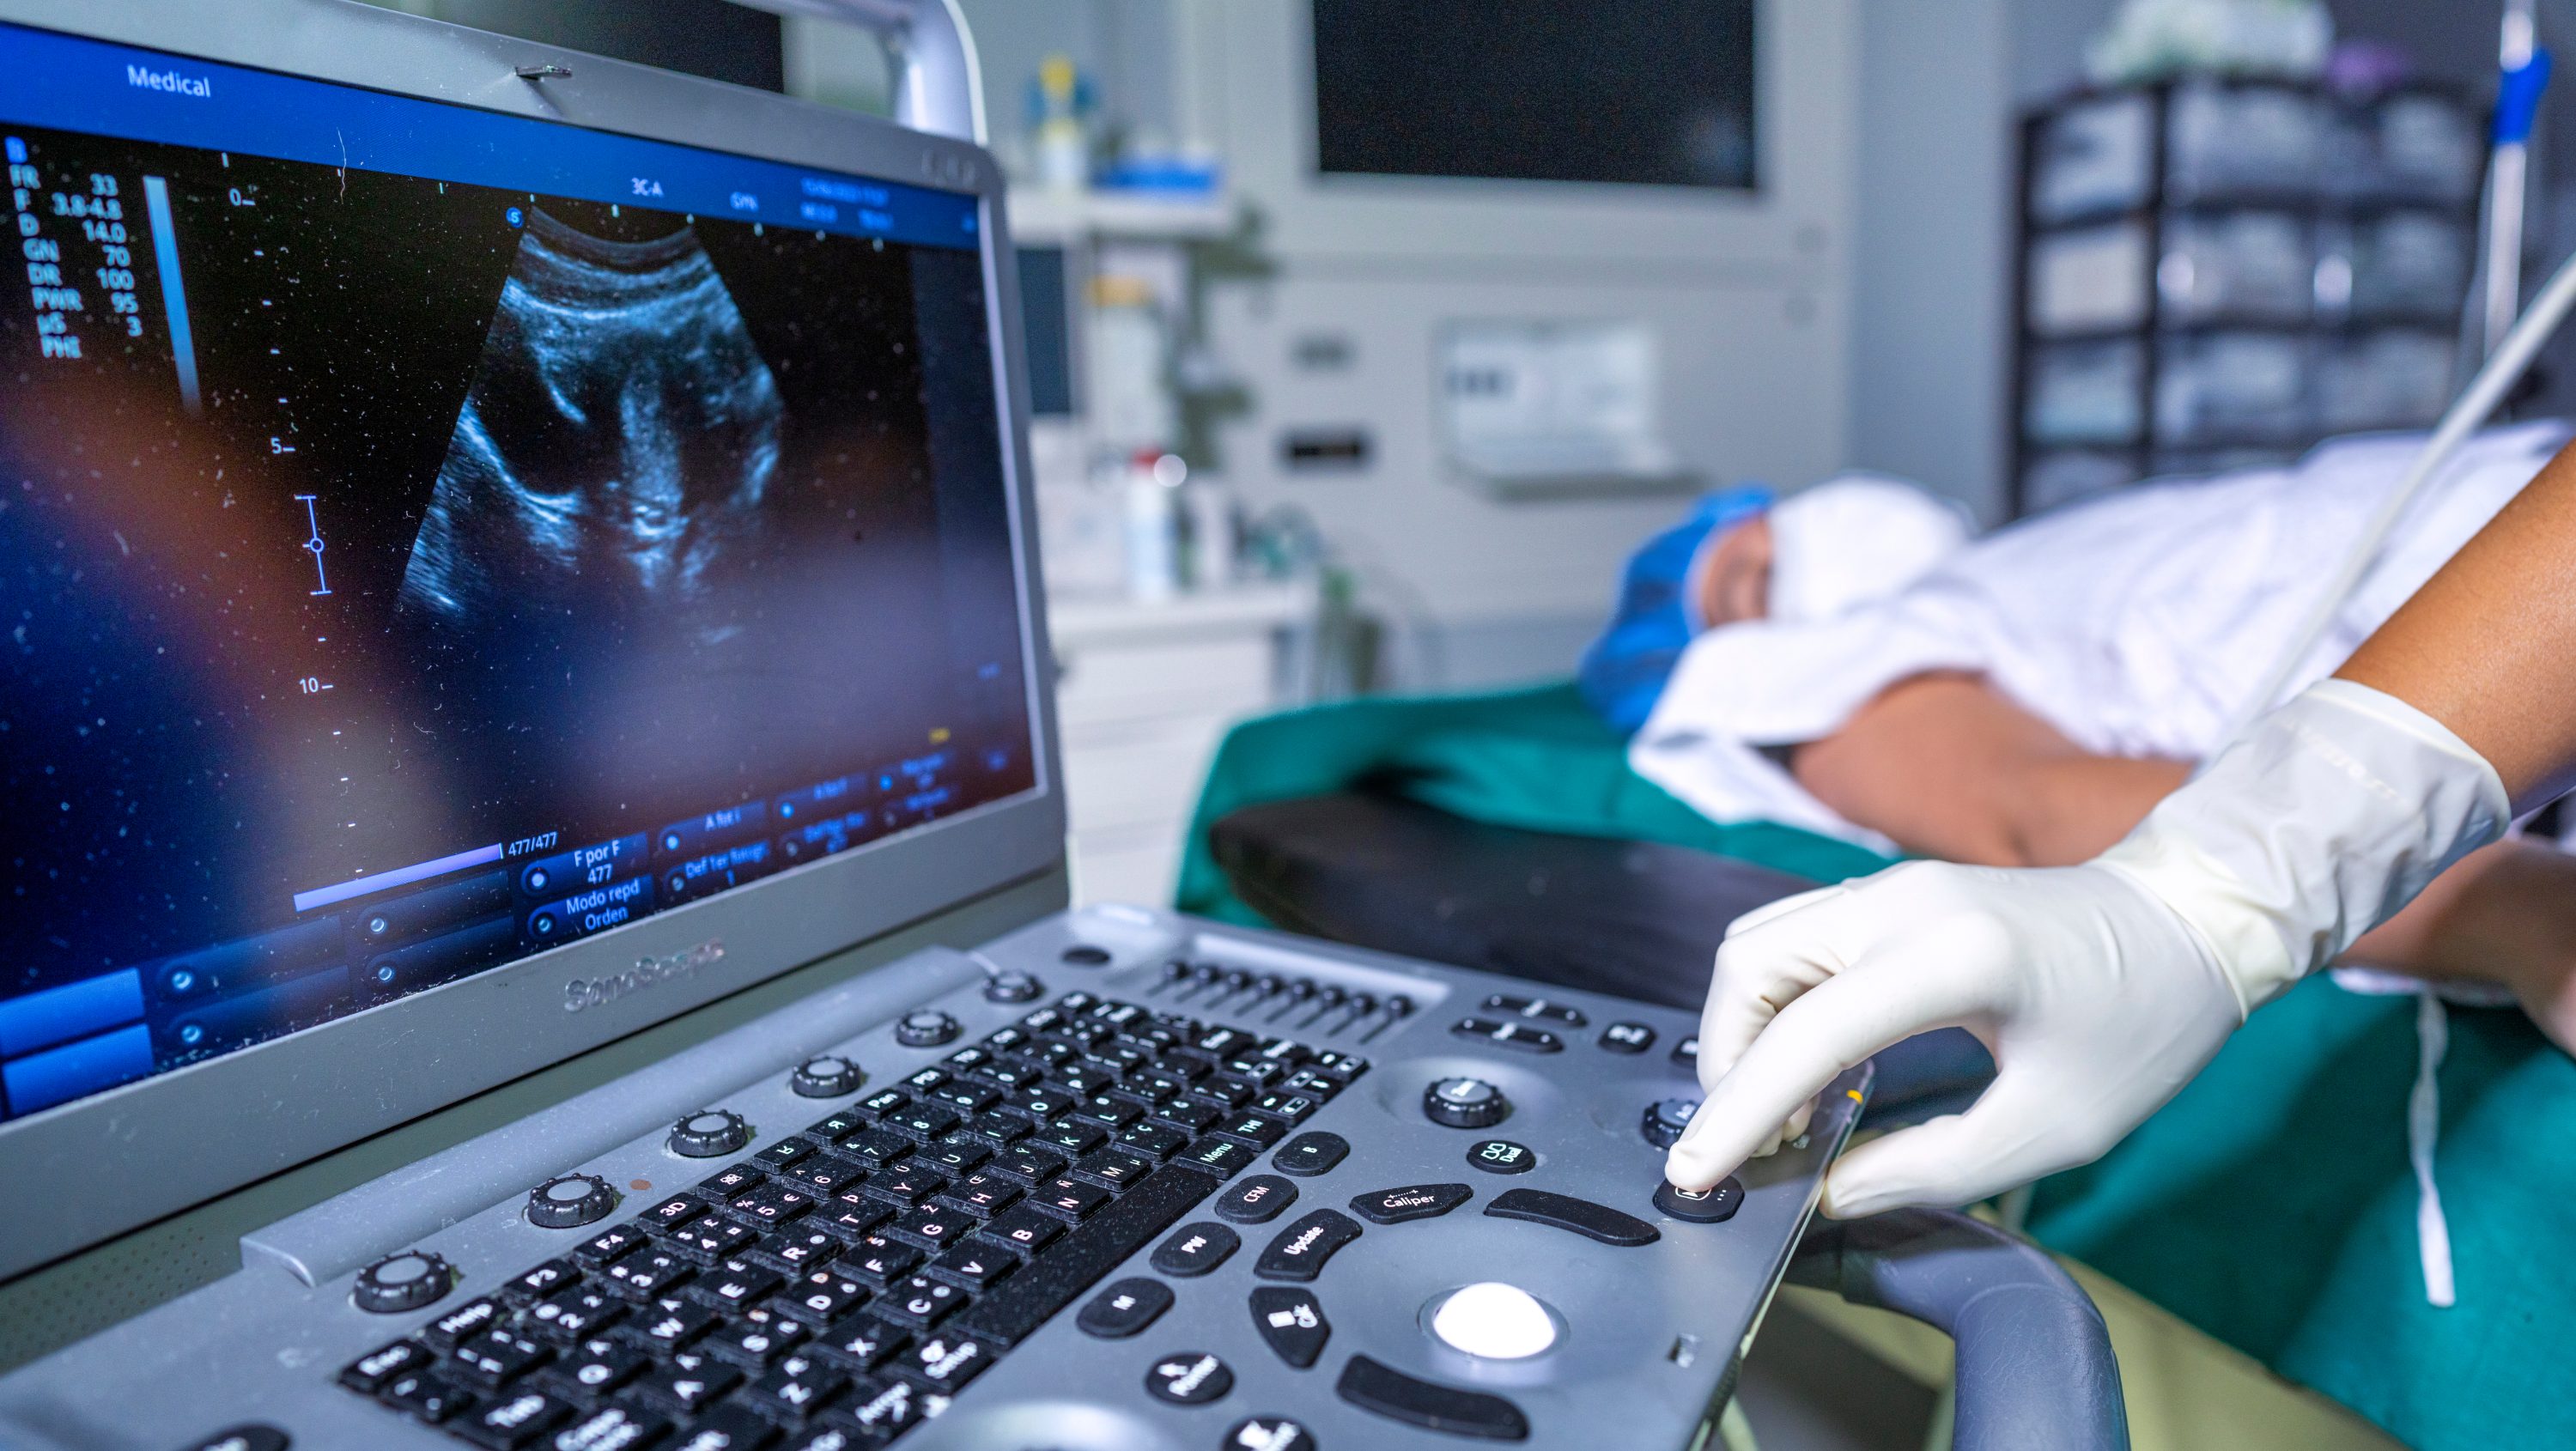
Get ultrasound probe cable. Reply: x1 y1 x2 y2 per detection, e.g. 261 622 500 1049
2214 244 2576 751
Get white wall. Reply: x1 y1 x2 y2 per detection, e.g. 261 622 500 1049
1845 0 2016 523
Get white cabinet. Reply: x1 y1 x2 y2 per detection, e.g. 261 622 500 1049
1048 584 1315 907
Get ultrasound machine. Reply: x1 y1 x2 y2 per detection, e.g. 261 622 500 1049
0 5 2123 1448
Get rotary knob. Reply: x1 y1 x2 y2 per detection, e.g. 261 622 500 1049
352 1249 453 1314
667 1108 750 1158
982 971 1044 1005
790 1053 865 1098
1640 1096 1700 1150
895 1009 960 1048
1423 1076 1510 1131
526 1173 617 1229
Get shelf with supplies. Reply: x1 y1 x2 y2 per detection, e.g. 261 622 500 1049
1046 580 1320 908
2008 74 2481 515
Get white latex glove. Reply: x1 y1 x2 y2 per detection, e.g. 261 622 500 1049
1664 679 2511 1218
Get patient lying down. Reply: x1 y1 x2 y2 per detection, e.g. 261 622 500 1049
1584 422 2576 1050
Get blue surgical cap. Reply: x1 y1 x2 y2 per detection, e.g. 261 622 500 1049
1577 485 1775 733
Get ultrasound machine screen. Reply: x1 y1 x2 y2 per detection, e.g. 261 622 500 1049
0 22 1037 1125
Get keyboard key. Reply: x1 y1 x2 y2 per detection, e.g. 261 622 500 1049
885 1203 974 1251
1249 1285 1332 1369
923 1244 1015 1291
627 1348 740 1417
980 1025 1032 1053
873 1273 965 1327
454 1387 572 1448
1072 1092 1142 1128
340 1338 433 1393
837 1234 923 1284
754 1227 845 1272
1280 1067 1343 1099
1254 1209 1363 1282
895 1331 993 1392
943 1170 1024 1217
928 1080 1001 1114
1350 1182 1473 1224
727 1181 815 1227
1310 1051 1369 1081
964 1110 1032 1144
1114 1121 1190 1160
1175 1135 1256 1179
1144 1351 1233 1405
1212 1174 1299 1224
753 1137 820 1170
1074 1278 1172 1339
814 1196 894 1242
902 1067 951 1094
683 1260 783 1312
701 1304 810 1369
744 1352 847 1420
451 1329 556 1389
887 1103 962 1142
825 1375 927 1441
810 1313 910 1374
1029 1176 1109 1221
663 1217 762 1265
1211 1112 1288 1150
1035 1120 1109 1157
380 1369 477 1424
859 1089 912 1117
1149 1221 1239 1277
1272 1131 1350 1177
523 1286 625 1340
837 1127 914 1166
805 1109 869 1142
956 1168 1216 1346
973 1206 1064 1257
546 1338 644 1401
598 1248 693 1299
1252 1090 1323 1124
665 1405 779 1451
1337 1354 1529 1440
542 1403 666 1451
501 1260 583 1305
639 1194 708 1232
919 1138 992 1175
787 1268 874 1322
992 1143 1066 1184
1150 1098 1222 1133
696 1163 767 1199
856 1164 948 1207
1069 1148 1155 1192
571 1224 647 1266
619 1296 719 1354
773 1157 865 1195
1196 1073 1256 1108
1599 1021 1657 1054
423 1296 507 1351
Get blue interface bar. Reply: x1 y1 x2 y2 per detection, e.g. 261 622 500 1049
0 21 981 252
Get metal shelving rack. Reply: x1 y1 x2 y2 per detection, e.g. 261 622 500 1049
2008 75 2483 516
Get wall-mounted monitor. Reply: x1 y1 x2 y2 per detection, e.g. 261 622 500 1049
1311 0 1757 192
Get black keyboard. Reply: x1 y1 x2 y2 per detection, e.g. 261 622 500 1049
333 991 1366 1450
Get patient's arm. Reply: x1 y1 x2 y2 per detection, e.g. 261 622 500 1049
1788 672 2188 868
1790 671 2576 1050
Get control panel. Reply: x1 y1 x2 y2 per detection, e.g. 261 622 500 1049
0 907 1865 1450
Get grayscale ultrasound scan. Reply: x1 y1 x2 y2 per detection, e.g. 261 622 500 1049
398 210 783 641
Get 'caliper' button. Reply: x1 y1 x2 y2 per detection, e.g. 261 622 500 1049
1347 1183 1472 1225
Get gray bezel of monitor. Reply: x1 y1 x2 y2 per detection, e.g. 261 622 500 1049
0 0 1063 1282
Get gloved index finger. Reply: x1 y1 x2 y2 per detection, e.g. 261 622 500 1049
1666 947 1973 1192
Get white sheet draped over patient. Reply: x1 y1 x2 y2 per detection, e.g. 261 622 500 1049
1630 422 2572 852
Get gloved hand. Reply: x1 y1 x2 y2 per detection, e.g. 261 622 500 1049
1664 679 2512 1217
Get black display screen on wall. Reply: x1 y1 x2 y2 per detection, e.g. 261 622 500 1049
1311 0 1758 191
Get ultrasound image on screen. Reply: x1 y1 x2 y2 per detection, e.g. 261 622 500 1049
0 40 1033 1122
400 210 784 634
